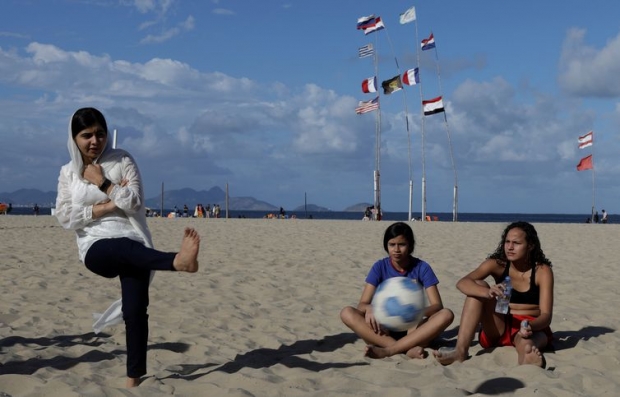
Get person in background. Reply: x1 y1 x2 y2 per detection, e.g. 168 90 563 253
433 221 553 367
55 107 201 387
340 222 454 359
33 203 40 216
601 209 608 223
593 210 599 223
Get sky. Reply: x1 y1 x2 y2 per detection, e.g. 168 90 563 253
1 0 620 214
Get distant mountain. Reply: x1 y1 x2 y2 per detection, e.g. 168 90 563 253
0 188 57 206
1 187 337 212
292 204 330 212
343 202 373 212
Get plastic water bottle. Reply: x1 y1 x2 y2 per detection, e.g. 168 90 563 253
495 276 512 314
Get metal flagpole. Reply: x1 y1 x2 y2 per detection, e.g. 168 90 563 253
373 33 382 221
431 33 459 221
413 16 427 221
383 23 414 222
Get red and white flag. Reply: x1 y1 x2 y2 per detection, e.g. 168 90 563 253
576 154 593 171
578 131 593 149
361 76 377 93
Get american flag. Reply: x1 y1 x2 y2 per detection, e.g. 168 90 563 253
355 97 379 114
358 44 374 58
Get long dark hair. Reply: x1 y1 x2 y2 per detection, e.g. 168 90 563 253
71 107 108 138
489 221 552 267
383 222 415 255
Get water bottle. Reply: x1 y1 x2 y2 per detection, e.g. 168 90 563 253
495 276 512 314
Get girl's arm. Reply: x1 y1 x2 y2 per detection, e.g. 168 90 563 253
530 265 554 330
456 258 504 299
55 166 116 229
106 155 144 214
357 283 382 333
423 284 445 317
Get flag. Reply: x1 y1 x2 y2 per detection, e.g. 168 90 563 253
421 33 436 50
355 97 379 114
357 15 376 30
578 131 593 149
358 44 374 58
423 96 445 115
382 75 403 94
576 154 593 171
399 6 416 24
402 68 419 86
362 76 378 93
363 17 385 35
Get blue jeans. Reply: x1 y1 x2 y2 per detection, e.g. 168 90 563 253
84 237 176 378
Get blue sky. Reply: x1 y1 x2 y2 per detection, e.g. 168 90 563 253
1 0 620 214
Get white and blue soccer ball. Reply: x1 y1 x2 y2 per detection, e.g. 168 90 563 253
371 277 426 332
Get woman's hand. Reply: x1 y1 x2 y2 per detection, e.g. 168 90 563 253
518 320 532 339
364 307 386 335
83 164 105 187
487 283 504 300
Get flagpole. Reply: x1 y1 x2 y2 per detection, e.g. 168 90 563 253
431 33 459 222
591 154 596 223
373 33 381 220
383 22 414 222
413 15 427 221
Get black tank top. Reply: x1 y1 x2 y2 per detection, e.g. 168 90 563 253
502 264 540 305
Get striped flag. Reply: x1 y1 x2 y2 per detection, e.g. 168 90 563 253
357 15 376 30
358 44 374 58
423 96 445 116
363 16 385 35
578 131 593 149
362 76 378 93
402 68 419 86
421 33 436 50
356 97 379 114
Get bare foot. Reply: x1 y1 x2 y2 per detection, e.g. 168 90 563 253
364 345 390 359
522 345 545 367
126 377 141 388
173 227 200 272
406 346 425 359
432 347 466 365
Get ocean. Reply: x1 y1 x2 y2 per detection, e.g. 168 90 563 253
4 206 600 224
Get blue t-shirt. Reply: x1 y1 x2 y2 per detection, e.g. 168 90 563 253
365 257 439 289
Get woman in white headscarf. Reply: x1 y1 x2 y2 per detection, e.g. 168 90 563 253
55 107 200 387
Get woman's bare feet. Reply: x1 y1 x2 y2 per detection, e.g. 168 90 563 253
126 377 141 388
364 345 390 359
405 346 425 359
521 344 545 367
173 227 200 272
364 345 425 359
432 347 466 365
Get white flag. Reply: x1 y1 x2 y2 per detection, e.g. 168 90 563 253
578 131 593 149
399 6 416 24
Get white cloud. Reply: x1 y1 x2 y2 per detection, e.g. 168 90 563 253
559 28 620 97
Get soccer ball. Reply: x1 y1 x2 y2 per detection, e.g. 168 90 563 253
371 277 426 332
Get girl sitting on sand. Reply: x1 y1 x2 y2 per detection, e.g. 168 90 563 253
433 221 553 367
340 222 454 358
55 107 201 387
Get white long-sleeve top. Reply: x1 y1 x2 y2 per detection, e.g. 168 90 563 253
55 155 147 262
55 114 154 333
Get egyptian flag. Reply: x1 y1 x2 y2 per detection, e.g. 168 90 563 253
362 76 378 93
423 96 445 115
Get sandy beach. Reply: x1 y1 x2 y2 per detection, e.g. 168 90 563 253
1 215 619 396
